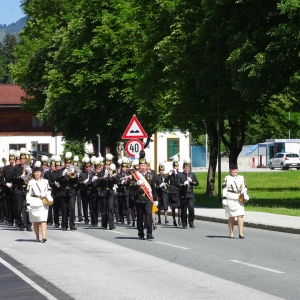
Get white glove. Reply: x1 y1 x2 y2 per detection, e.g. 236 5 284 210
169 171 172 175
184 180 189 186
187 177 192 182
104 170 108 178
62 169 68 176
244 193 249 201
21 174 28 181
174 169 177 174
159 182 165 188
113 184 117 193
137 180 144 186
92 176 97 182
55 181 60 187
241 187 247 195
25 167 32 174
84 178 89 184
6 183 12 188
27 205 32 212
121 180 125 184
40 192 46 198
222 199 227 206
70 167 74 173
154 201 158 206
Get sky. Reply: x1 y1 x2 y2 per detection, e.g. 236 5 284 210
0 0 26 26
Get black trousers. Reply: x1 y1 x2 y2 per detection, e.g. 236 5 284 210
4 188 14 224
118 195 126 223
14 193 30 228
0 196 4 221
61 192 76 228
47 204 53 224
81 193 91 222
90 194 98 225
100 193 114 228
53 196 61 225
180 195 195 226
136 201 152 238
76 189 82 219
114 194 119 221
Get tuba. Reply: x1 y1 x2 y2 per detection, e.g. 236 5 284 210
67 164 77 178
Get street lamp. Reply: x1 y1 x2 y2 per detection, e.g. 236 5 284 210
203 19 222 203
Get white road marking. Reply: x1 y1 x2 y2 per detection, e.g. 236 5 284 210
108 230 130 235
155 241 189 250
0 257 58 300
230 260 285 274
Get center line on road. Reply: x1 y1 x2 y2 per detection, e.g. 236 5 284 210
230 260 285 274
108 230 130 235
155 241 189 250
0 257 58 300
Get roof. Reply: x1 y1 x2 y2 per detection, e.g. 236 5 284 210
0 84 25 105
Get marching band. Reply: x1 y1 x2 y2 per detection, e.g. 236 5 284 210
0 148 198 241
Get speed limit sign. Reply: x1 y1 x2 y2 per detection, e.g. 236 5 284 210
125 139 144 157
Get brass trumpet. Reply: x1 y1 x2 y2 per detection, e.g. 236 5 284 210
66 165 77 178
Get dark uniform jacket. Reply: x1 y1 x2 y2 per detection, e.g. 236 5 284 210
96 169 117 196
165 170 180 196
78 170 95 196
12 164 30 196
116 172 131 196
57 168 78 197
2 165 14 195
131 171 157 204
176 172 199 199
154 174 168 200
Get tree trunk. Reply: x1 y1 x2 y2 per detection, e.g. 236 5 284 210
206 122 218 196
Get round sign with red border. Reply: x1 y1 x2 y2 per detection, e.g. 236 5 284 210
125 139 144 157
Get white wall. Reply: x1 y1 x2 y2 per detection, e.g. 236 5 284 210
144 130 190 172
0 135 65 164
285 143 300 155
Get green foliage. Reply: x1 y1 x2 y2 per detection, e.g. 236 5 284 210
60 140 85 162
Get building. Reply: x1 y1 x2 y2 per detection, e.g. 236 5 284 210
0 84 64 162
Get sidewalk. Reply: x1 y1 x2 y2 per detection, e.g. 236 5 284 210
192 208 300 234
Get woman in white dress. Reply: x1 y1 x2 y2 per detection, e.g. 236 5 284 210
222 164 249 239
26 166 51 242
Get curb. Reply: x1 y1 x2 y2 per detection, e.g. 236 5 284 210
166 212 300 235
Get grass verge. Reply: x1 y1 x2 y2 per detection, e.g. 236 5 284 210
194 171 300 216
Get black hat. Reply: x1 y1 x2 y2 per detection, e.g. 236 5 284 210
138 150 146 165
230 164 238 170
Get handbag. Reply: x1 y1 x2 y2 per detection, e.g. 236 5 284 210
239 193 248 203
36 182 53 206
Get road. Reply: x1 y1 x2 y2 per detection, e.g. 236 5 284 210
1 219 299 300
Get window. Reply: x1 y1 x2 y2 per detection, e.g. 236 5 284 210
9 144 26 150
38 144 49 153
32 116 43 127
167 138 179 160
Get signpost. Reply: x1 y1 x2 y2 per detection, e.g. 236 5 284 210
122 115 147 157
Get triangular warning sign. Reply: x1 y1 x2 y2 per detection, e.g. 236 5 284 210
122 115 148 139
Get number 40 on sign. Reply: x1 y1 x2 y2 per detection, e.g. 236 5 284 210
125 139 144 157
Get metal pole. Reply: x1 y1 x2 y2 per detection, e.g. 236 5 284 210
97 134 101 156
217 35 222 203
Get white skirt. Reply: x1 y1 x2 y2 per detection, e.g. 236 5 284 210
29 205 49 222
225 199 244 217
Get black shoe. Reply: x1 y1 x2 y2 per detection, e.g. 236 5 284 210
127 221 132 225
26 226 33 232
70 226 77 231
139 236 145 240
165 220 169 224
132 221 135 227
19 226 25 231
109 226 115 230
182 224 187 229
62 227 67 231
93 224 98 227
78 217 83 222
158 220 161 224
147 235 154 240
41 238 47 243
84 220 89 225
47 222 53 226
189 223 195 228
8 222 13 226
239 235 245 239
173 220 177 226
55 224 60 228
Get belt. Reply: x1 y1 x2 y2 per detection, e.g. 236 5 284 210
228 190 239 194
31 195 39 198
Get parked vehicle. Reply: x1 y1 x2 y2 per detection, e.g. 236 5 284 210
269 152 300 170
